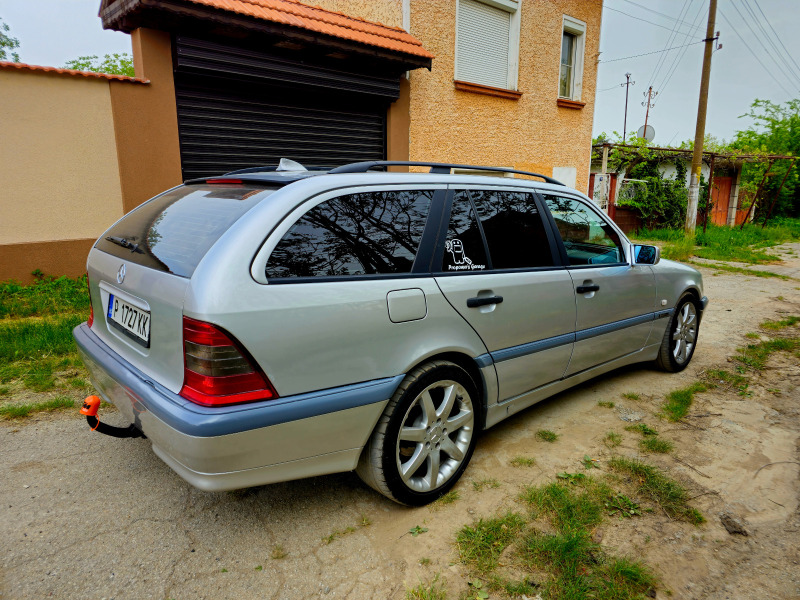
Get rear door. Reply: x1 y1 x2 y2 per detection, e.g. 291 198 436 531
541 193 655 376
433 187 576 401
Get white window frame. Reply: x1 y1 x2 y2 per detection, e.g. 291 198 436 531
455 0 522 91
559 15 586 101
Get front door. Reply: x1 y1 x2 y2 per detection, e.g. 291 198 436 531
433 188 576 401
542 194 655 376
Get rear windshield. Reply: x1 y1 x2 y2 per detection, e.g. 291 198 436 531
95 183 276 278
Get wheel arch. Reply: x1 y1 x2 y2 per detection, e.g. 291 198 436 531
406 351 488 430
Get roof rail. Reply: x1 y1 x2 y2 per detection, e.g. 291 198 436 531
327 161 565 185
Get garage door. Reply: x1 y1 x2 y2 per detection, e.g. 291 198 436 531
174 36 397 180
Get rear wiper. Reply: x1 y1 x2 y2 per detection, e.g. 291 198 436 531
105 236 144 254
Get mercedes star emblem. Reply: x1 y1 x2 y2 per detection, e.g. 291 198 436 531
117 264 126 284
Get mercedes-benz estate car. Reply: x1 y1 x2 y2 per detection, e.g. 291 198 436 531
74 160 707 505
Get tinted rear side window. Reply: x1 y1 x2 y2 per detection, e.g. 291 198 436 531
543 194 624 265
266 190 433 278
96 184 275 278
441 190 553 271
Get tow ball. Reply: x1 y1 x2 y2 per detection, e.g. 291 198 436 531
80 396 145 439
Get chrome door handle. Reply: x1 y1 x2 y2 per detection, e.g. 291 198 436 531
576 284 600 294
467 295 504 308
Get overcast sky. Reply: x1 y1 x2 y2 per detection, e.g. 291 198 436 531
2 0 798 147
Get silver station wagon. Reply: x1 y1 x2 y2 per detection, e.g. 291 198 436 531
74 161 707 505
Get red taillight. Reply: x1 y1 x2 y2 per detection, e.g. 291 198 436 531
87 275 94 328
179 317 278 406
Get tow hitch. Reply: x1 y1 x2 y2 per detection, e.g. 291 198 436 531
80 396 146 439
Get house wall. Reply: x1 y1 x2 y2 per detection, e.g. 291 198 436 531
0 69 125 282
407 0 602 192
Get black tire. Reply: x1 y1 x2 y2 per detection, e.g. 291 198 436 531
655 293 700 372
356 360 480 506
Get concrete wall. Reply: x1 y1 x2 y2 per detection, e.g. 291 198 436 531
0 70 125 246
407 0 602 192
0 69 127 282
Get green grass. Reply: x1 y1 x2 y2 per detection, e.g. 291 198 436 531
761 315 800 330
0 274 89 319
431 490 460 508
736 337 800 371
621 392 641 401
406 574 447 600
0 397 75 419
635 221 800 265
456 513 526 573
537 429 559 443
689 260 789 280
0 315 85 362
519 477 657 599
624 423 658 436
705 368 749 395
662 382 708 422
472 478 501 492
608 458 704 524
510 456 536 467
604 431 622 448
639 437 674 454
597 400 615 408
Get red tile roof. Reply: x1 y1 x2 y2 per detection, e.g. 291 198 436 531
0 61 148 83
185 0 434 59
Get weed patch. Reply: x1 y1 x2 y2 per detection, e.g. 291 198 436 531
639 437 674 454
519 477 656 599
609 458 704 524
760 315 800 330
625 423 658 436
510 456 536 468
604 432 622 448
0 274 89 319
405 574 447 600
621 392 641 401
537 429 559 443
662 382 707 421
431 490 459 509
736 337 800 371
472 478 501 491
0 397 74 419
705 368 750 395
456 513 526 573
688 261 789 280
597 400 615 408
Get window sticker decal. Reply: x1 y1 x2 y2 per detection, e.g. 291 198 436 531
445 239 485 271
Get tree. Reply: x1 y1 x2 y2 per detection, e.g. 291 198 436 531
0 17 21 62
64 53 135 77
733 99 800 219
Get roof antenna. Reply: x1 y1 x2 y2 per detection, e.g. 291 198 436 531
277 158 307 172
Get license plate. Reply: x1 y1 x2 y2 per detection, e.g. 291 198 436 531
107 294 151 347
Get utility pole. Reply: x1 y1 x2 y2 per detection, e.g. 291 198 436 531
641 86 657 138
686 0 718 234
622 72 635 141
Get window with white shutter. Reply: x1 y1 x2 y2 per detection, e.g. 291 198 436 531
455 0 521 91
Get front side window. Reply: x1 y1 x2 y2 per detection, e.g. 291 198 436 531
455 0 520 90
441 190 554 272
543 195 624 265
266 190 433 278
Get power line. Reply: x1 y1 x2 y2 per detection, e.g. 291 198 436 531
600 40 705 64
717 8 794 97
657 1 708 95
751 0 800 83
648 0 693 89
603 5 706 35
726 1 798 94
740 0 800 89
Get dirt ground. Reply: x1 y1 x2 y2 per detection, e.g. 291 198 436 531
2 245 799 600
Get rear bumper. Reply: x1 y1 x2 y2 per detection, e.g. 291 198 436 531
73 323 398 491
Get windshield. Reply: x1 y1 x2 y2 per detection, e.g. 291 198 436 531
95 183 277 278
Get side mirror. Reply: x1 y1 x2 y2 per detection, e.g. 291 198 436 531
633 244 660 265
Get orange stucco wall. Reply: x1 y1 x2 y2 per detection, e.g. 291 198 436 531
407 0 601 192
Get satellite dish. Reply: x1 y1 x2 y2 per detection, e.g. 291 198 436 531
637 124 655 142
